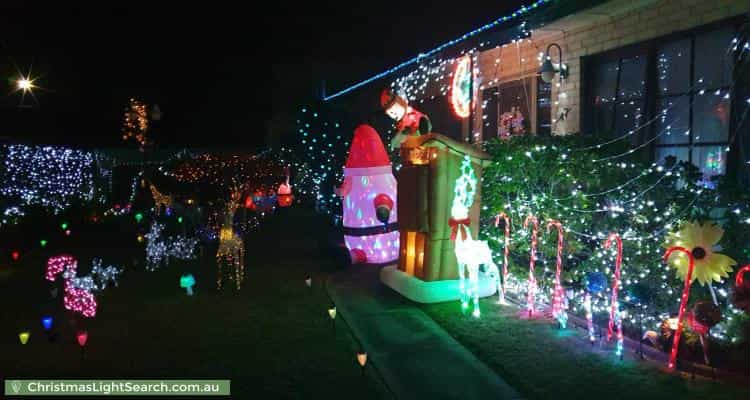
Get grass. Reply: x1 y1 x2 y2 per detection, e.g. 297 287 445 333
421 298 750 400
0 207 390 399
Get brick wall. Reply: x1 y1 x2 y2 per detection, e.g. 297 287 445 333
474 0 750 139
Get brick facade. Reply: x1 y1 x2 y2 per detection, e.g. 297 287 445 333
473 0 750 139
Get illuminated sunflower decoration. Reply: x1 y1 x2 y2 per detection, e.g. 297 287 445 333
664 221 737 286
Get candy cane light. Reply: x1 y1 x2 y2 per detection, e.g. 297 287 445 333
495 213 511 305
547 219 567 328
604 233 623 358
663 246 695 371
524 215 539 316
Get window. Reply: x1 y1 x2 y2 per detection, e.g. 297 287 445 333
481 76 538 140
654 27 733 185
585 22 739 186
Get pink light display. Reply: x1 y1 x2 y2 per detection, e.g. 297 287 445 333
604 232 624 357
46 254 76 282
664 246 696 371
547 220 567 328
339 125 399 264
46 255 97 318
494 213 511 304
524 215 539 316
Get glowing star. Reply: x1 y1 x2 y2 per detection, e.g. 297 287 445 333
450 155 500 317
664 221 736 286
450 55 472 118
17 77 33 91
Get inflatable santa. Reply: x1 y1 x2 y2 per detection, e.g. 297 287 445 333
337 124 399 264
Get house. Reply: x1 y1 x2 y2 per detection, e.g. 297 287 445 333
328 0 750 185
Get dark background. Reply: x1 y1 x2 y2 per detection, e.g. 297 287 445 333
0 1 526 149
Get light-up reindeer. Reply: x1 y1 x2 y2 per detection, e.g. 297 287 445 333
217 183 245 290
450 156 500 317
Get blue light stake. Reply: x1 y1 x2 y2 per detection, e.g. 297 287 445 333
41 316 53 331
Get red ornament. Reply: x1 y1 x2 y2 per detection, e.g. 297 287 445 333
350 248 367 264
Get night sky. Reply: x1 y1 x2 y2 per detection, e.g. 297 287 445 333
0 2 525 149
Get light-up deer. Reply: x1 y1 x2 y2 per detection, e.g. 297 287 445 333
450 156 500 318
217 184 245 290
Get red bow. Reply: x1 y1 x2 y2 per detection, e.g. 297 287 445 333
449 217 471 241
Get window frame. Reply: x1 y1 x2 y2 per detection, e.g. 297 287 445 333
582 17 744 178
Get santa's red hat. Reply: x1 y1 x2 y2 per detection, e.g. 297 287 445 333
345 124 391 168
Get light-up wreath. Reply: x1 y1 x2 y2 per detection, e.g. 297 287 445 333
450 55 472 118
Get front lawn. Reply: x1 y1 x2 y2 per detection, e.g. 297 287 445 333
421 298 750 400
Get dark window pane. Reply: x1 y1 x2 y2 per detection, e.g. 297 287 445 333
655 96 690 145
614 99 645 138
657 38 691 95
693 90 730 143
618 56 646 101
694 28 734 89
593 104 614 135
656 146 689 165
593 60 618 105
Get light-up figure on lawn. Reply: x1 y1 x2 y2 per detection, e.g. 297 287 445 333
523 215 539 317
450 155 500 317
217 186 245 290
604 232 624 358
547 219 567 328
337 124 399 264
494 213 511 305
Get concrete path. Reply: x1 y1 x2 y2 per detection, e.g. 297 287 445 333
327 264 523 400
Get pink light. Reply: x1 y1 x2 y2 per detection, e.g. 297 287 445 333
664 246 695 371
77 331 88 347
547 220 566 327
524 215 539 316
494 213 511 304
46 255 77 282
736 265 750 288
604 233 624 357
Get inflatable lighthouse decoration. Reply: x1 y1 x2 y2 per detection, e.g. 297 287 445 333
338 124 399 264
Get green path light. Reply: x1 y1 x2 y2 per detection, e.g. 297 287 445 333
134 213 143 223
60 222 68 230
40 239 47 248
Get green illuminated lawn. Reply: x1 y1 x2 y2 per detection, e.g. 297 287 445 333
421 298 750 400
0 209 389 399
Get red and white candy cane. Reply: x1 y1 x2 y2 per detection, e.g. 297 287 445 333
604 233 624 357
524 215 539 317
664 246 696 371
737 265 750 288
495 213 511 304
547 220 567 328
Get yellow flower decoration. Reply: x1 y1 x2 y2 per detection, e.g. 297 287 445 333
664 221 737 286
